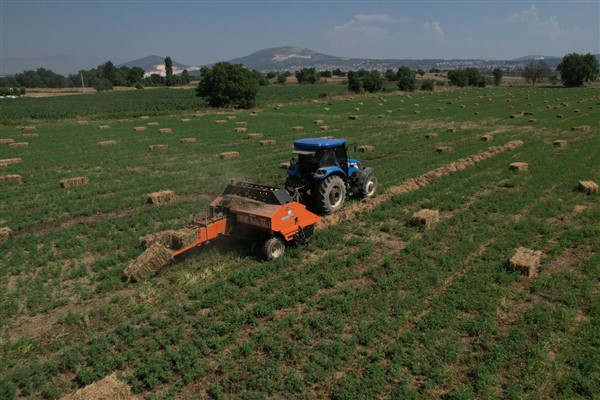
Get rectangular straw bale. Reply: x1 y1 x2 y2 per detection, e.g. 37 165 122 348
219 151 240 159
226 116 237 120
446 127 456 132
0 138 14 144
249 111 259 116
553 140 567 148
510 247 542 278
9 142 29 148
0 175 22 184
158 128 172 133
260 140 276 146
320 126 330 131
348 115 358 120
215 120 227 124
571 125 591 132
98 140 117 147
180 138 197 144
425 133 438 139
0 227 12 241
133 126 147 132
97 125 110 130
22 133 38 138
147 190 176 205
577 180 598 195
411 209 440 226
480 134 493 141
149 144 168 151
1 158 22 165
181 118 191 122
60 374 132 400
139 115 150 119
77 120 88 125
123 243 172 282
235 121 248 126
59 176 88 188
314 119 325 124
147 122 160 126
291 126 304 131
117 119 130 123
140 228 196 250
21 126 35 130
234 127 247 132
509 162 528 171
358 145 374 153
280 162 291 169
436 146 453 153
247 133 263 139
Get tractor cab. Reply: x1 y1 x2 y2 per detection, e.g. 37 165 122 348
285 138 377 215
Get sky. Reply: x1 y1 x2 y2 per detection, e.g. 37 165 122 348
1 0 599 74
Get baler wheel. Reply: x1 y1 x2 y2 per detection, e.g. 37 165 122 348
262 236 286 260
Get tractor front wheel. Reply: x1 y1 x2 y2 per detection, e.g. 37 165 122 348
358 173 378 199
261 236 286 260
316 175 346 214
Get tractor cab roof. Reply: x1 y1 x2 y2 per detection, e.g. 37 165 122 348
293 138 347 151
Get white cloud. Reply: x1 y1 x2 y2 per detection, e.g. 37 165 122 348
507 5 566 40
327 13 403 43
424 21 445 44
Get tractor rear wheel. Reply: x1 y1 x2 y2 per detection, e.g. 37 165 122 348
358 173 378 199
261 236 286 260
316 175 346 214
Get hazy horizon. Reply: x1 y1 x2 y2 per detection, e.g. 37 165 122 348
1 1 599 75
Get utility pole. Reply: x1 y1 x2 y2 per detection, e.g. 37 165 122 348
80 72 86 94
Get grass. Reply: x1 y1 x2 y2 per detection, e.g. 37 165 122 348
0 85 598 399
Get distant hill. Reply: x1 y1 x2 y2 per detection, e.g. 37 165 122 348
117 56 199 77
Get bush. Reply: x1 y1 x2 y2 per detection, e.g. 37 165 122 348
94 78 113 92
396 67 416 92
558 53 599 87
420 79 435 91
362 71 384 93
295 68 320 84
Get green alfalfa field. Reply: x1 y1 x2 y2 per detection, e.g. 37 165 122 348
0 85 598 399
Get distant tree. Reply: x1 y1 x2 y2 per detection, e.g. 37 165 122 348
362 71 384 93
396 67 416 91
384 69 397 81
295 68 320 84
557 53 599 87
14 68 67 88
94 77 112 91
493 68 503 86
429 68 441 73
332 68 345 77
421 79 435 91
447 68 482 87
266 71 277 79
101 61 118 86
347 70 362 93
320 70 332 78
522 60 550 86
276 73 287 84
164 56 174 86
549 75 559 86
148 74 165 85
417 69 426 77
196 62 258 108
181 69 191 84
250 69 269 86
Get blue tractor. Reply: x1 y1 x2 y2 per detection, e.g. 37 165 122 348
285 138 378 214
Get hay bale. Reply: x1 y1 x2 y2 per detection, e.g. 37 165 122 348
425 133 438 139
348 115 358 120
59 177 88 188
1 158 22 165
180 138 197 144
0 227 12 241
249 111 259 116
219 151 239 159
524 111 535 116
117 119 129 123
158 128 172 133
357 145 374 153
226 115 237 120
324 107 330 111
133 126 147 132
528 119 536 123
98 140 117 147
147 122 160 126
509 162 528 171
480 134 493 141
320 126 330 131
147 190 176 205
571 126 591 132
9 142 29 148
0 175 22 185
291 126 304 131
98 125 110 130
0 138 14 144
260 140 276 146
510 247 542 278
22 133 38 138
235 121 247 126
557 114 564 119
247 133 263 139
139 115 150 120
447 128 455 132
215 120 227 124
181 118 191 122
354 107 360 111
474 112 481 115
140 228 196 250
577 180 598 195
314 119 325 124
436 146 453 154
411 209 439 226
378 115 385 119
149 144 168 151
124 243 172 282
280 162 291 169
234 127 247 133
553 140 567 148
77 120 88 125
21 126 35 131
61 374 132 400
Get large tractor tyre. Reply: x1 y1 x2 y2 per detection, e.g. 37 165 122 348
316 175 347 215
261 236 286 260
358 173 378 199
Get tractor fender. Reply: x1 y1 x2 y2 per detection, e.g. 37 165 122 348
356 167 375 185
313 166 346 181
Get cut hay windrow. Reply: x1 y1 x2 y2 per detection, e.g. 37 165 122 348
577 180 598 195
149 144 168 151
0 175 22 185
247 133 263 139
509 162 528 171
411 209 440 226
124 243 173 281
260 140 276 146
133 126 147 132
318 140 524 230
0 138 14 144
510 247 543 278
61 374 132 400
219 151 240 159
60 177 88 188
140 228 196 250
0 161 7 169
22 133 38 138
98 140 117 147
0 227 12 241
9 142 29 148
158 128 172 133
147 190 176 205
358 145 374 153
180 138 197 144
1 158 22 165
